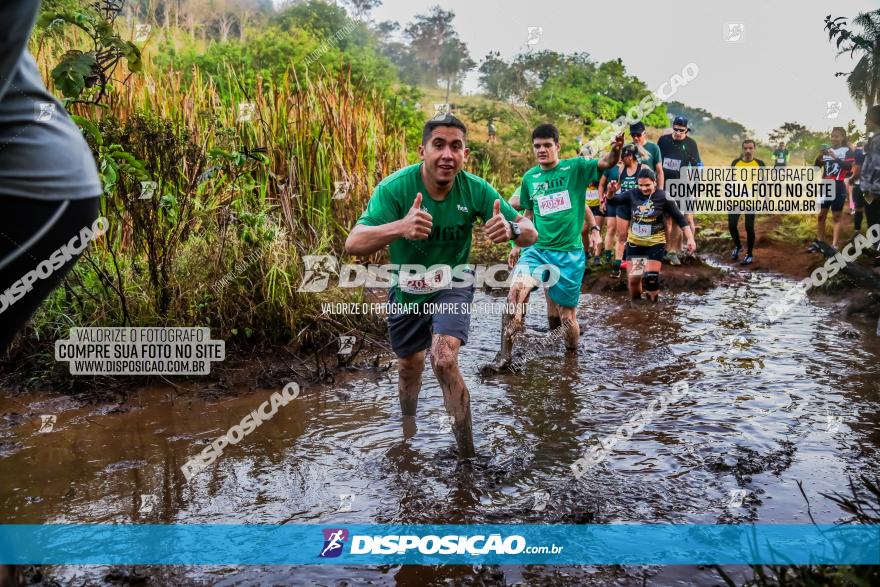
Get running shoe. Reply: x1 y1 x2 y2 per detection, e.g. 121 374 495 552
592 255 602 267
667 252 682 266
805 242 820 253
610 267 621 279
731 246 740 260
602 250 613 264
740 255 753 266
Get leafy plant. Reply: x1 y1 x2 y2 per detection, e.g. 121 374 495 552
38 0 142 103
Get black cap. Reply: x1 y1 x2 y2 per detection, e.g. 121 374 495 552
629 121 646 134
672 115 689 128
622 144 639 158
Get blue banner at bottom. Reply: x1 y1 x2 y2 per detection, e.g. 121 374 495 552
0 524 877 565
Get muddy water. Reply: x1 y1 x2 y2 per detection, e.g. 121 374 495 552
2 265 880 586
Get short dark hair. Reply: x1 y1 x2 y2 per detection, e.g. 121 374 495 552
637 168 657 182
531 123 559 143
422 115 468 145
621 143 639 158
742 139 756 148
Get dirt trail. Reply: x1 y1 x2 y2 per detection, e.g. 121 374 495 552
700 216 819 279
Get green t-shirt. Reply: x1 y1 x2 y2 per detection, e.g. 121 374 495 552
356 163 518 305
519 157 600 251
639 142 662 170
772 149 789 166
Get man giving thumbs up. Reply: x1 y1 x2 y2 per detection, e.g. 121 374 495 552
346 115 536 458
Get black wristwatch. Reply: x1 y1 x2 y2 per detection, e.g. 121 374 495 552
590 225 601 233
508 221 521 239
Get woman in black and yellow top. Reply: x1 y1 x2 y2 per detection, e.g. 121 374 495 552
729 140 765 265
607 168 696 301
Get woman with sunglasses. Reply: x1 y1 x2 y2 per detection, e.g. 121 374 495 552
629 121 664 188
599 143 650 278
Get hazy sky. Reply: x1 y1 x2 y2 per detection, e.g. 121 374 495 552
370 0 880 139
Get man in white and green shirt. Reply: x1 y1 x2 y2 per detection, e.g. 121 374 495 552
485 123 623 372
346 115 537 458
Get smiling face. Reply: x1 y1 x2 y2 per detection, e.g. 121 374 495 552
831 128 846 148
532 136 561 169
637 177 656 197
418 126 468 187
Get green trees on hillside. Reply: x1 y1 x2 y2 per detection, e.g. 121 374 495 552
377 6 475 95
478 51 667 134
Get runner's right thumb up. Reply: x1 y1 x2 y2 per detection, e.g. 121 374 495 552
493 198 501 216
413 193 422 209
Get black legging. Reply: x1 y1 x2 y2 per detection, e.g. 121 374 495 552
865 194 880 234
728 213 755 255
0 196 100 352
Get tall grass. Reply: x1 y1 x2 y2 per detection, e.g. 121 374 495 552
7 46 411 372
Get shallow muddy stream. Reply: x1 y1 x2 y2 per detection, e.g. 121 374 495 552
2 262 879 585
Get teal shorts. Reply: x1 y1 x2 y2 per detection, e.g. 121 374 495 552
512 247 585 308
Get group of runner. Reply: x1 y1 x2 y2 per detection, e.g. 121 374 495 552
347 108 880 458
804 127 880 252
579 117 700 271
346 114 700 457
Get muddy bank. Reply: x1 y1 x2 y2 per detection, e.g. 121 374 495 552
583 256 724 295
697 217 880 328
0 303 393 401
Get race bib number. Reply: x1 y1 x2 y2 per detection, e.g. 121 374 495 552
631 223 652 238
776 156 785 164
629 257 648 277
399 266 452 294
663 157 682 172
536 190 572 216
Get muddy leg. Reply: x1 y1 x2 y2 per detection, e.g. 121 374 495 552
430 334 475 458
557 305 579 351
546 288 562 330
831 210 843 249
817 208 828 242
604 217 617 255
485 278 533 372
667 218 681 254
397 352 424 439
628 269 643 300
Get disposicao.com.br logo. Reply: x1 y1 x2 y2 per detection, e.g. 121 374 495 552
318 528 563 557
297 255 561 293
